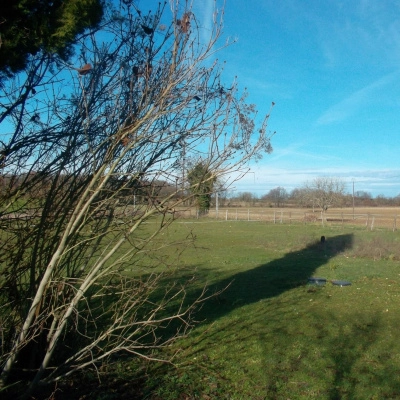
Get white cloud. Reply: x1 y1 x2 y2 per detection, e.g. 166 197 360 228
315 71 400 126
231 165 400 196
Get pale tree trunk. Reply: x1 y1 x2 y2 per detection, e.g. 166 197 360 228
0 1 274 397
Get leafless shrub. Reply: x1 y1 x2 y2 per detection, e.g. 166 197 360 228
0 1 273 397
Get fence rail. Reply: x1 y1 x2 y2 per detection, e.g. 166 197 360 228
196 208 400 231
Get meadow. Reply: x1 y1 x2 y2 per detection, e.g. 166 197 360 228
62 217 400 400
183 206 400 231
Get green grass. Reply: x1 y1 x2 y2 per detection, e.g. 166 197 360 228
138 222 400 399
39 221 400 399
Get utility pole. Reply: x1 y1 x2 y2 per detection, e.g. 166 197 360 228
352 180 355 219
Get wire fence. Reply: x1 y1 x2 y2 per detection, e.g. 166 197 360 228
178 208 400 231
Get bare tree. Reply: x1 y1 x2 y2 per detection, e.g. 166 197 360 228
289 187 312 208
0 1 274 397
262 186 288 207
305 177 346 211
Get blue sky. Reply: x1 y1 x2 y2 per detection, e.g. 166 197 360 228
191 0 400 197
4 1 399 197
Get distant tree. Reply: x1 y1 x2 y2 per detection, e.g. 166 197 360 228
354 190 373 207
304 177 346 211
236 191 257 206
0 0 104 76
289 188 312 208
187 161 217 214
263 186 287 207
355 191 372 199
393 195 400 207
375 194 393 207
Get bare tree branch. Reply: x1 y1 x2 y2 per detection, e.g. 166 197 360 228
0 1 274 397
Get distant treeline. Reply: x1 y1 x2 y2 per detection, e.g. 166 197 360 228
0 172 185 205
2 173 399 209
215 189 400 208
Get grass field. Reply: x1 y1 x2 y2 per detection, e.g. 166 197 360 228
57 220 400 399
204 206 400 231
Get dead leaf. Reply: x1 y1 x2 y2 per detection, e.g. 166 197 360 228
180 12 191 33
121 137 130 146
77 63 92 75
176 12 192 34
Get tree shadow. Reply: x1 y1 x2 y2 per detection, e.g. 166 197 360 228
322 312 400 399
253 308 400 399
143 233 400 398
196 233 354 323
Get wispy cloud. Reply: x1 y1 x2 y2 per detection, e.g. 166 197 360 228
269 142 341 163
192 0 216 48
315 71 399 126
314 1 400 68
232 165 400 196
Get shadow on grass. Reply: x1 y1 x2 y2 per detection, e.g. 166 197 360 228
253 308 400 400
143 232 400 398
197 233 354 322
258 308 400 399
45 233 355 399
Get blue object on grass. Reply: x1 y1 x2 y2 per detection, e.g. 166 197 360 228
331 280 351 287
